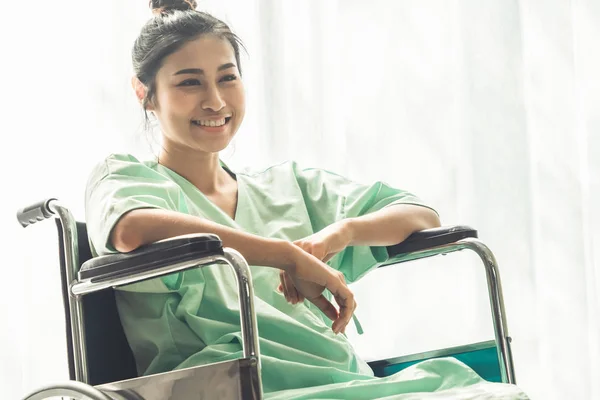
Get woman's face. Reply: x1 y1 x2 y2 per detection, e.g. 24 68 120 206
148 35 245 154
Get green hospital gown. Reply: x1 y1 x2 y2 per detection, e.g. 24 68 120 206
85 154 528 399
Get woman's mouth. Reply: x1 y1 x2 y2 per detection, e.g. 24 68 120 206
191 117 232 127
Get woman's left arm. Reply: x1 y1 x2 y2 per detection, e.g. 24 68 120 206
279 204 441 304
345 204 441 247
293 204 440 265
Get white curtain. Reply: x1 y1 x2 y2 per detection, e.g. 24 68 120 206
2 1 598 399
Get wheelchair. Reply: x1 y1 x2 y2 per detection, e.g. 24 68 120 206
17 198 516 400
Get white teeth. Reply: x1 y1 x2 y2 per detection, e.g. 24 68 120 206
194 118 227 127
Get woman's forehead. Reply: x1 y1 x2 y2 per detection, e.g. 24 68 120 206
162 36 236 73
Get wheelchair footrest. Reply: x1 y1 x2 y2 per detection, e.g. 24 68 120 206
95 358 261 400
367 340 502 383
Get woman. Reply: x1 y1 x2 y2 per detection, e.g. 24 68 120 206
85 1 528 398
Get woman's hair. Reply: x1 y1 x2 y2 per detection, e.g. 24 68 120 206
134 0 245 127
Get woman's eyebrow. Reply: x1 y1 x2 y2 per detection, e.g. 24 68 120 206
173 63 237 76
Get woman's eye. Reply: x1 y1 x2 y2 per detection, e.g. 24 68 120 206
179 79 201 86
221 74 237 82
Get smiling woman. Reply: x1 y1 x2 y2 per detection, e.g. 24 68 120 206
78 0 532 399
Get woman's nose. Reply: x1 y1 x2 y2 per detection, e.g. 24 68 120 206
202 86 225 112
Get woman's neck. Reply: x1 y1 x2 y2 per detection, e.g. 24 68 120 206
158 147 232 195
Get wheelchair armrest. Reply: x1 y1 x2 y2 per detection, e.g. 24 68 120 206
79 234 223 282
386 225 478 258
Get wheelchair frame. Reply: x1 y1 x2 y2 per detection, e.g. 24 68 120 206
17 199 516 400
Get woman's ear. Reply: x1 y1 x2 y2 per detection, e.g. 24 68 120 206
131 77 154 111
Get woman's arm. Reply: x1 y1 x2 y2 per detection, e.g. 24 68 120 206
280 204 440 307
112 208 295 268
291 204 441 264
345 204 441 247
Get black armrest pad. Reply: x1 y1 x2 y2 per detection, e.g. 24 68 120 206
386 226 477 258
79 234 223 281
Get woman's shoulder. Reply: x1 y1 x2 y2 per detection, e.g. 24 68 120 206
91 153 159 173
98 153 158 172
86 153 161 185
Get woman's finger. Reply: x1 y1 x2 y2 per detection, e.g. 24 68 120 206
332 295 354 334
285 272 305 303
326 275 355 334
279 271 291 302
308 294 339 322
277 271 285 293
322 252 338 263
294 240 325 260
283 271 299 303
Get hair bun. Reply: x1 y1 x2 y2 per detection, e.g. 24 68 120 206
149 0 197 15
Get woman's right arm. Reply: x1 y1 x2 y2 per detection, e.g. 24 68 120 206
111 208 355 334
112 208 295 268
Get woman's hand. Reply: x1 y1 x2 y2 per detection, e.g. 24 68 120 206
280 243 356 334
293 219 354 263
278 220 354 306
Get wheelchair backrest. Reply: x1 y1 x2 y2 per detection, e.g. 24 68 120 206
55 220 138 385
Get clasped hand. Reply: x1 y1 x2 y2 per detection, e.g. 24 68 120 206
277 220 356 334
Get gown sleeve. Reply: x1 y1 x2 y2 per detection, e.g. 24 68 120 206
85 153 183 257
293 163 438 283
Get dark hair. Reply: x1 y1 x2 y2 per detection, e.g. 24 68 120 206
134 0 245 128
